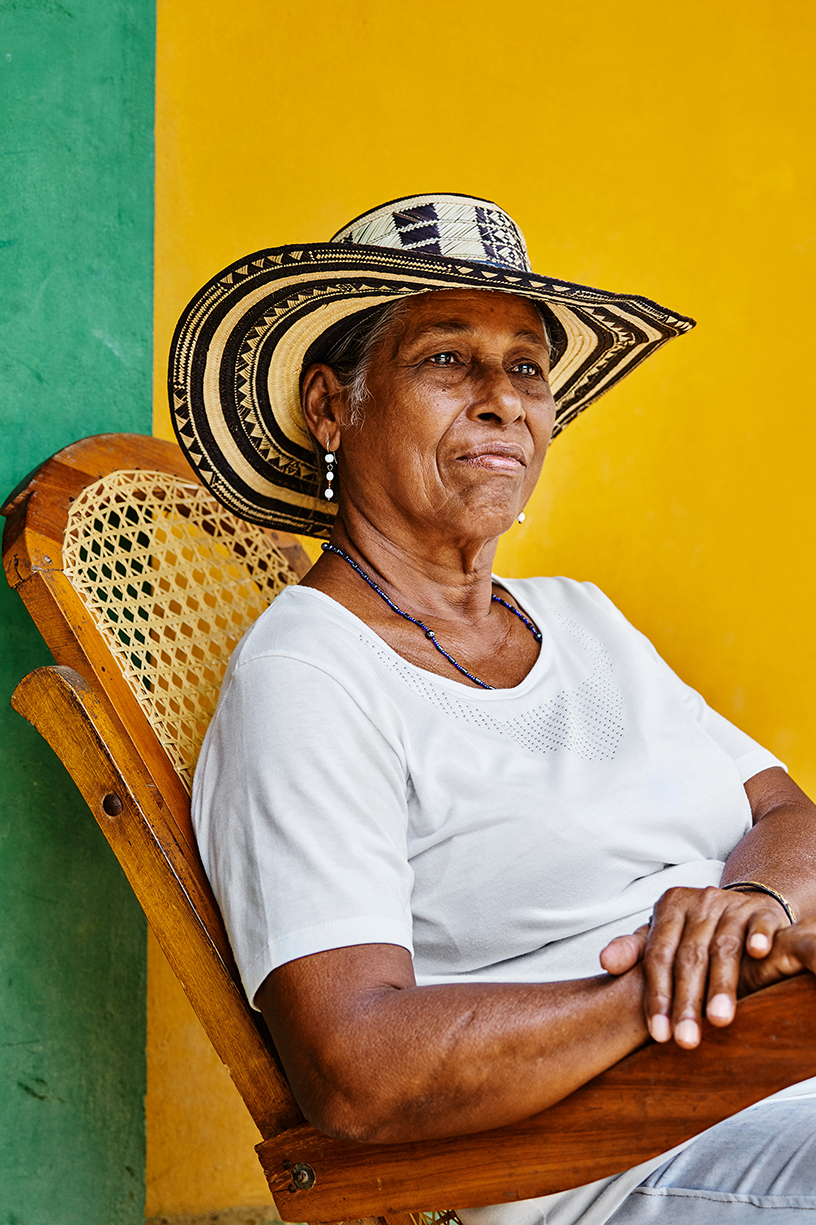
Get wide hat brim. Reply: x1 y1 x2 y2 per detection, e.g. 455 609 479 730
169 241 694 538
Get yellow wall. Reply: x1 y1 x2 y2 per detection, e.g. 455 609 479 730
145 932 273 1215
150 0 816 1213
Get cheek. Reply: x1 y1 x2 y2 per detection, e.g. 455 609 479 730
534 391 557 444
383 394 457 466
524 401 556 478
347 415 441 497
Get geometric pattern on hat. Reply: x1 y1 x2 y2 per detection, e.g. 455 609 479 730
170 192 695 538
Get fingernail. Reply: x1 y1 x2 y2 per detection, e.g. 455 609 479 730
748 933 770 954
649 1015 671 1043
707 993 734 1022
675 1019 700 1047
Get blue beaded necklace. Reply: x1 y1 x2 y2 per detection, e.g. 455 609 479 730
322 542 542 690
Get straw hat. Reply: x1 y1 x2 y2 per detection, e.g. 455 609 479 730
169 192 694 537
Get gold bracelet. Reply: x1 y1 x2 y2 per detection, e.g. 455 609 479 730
722 880 797 924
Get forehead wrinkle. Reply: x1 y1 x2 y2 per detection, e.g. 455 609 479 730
404 318 473 342
401 320 547 347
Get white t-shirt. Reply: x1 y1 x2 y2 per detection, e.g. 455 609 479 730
194 575 781 1000
192 575 791 1225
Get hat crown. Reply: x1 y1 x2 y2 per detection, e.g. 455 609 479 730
331 192 532 273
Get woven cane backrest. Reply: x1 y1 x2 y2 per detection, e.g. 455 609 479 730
411 1211 461 1225
62 468 300 790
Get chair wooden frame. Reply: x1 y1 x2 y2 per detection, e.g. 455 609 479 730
4 432 816 1224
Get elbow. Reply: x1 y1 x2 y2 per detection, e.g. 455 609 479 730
305 1091 392 1144
293 1058 426 1144
297 1078 404 1141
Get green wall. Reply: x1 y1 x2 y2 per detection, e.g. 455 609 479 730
0 3 154 1221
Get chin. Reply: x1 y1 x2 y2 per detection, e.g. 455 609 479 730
453 503 521 541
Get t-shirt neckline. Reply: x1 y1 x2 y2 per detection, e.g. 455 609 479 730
282 577 554 699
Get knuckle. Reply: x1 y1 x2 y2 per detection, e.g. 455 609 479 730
645 942 676 969
699 886 727 915
711 932 744 959
660 887 692 907
675 943 710 972
778 951 801 975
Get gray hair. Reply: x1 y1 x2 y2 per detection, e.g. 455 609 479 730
318 298 412 426
320 295 556 428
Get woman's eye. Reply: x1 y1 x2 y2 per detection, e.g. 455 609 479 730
428 352 460 366
513 361 541 377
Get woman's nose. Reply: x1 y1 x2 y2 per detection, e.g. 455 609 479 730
468 362 525 423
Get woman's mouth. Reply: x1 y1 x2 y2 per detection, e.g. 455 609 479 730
458 445 527 473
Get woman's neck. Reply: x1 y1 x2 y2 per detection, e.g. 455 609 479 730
306 510 502 628
300 506 540 692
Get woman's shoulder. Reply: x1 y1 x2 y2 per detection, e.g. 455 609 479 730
499 574 627 624
228 582 378 674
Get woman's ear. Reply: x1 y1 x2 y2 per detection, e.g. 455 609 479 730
302 363 347 452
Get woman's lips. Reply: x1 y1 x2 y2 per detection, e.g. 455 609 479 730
457 446 527 473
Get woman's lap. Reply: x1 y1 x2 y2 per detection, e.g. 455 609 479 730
606 1099 816 1223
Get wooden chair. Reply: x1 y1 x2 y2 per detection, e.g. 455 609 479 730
4 431 816 1225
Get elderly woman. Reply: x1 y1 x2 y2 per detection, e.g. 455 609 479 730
171 194 816 1224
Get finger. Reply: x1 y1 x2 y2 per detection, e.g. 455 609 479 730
744 900 792 958
738 921 816 995
600 927 649 975
642 891 694 1042
664 890 727 1048
786 921 816 974
704 914 747 1028
668 933 712 1048
761 921 816 978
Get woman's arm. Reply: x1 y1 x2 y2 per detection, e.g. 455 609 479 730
258 944 648 1144
601 767 816 1048
258 768 816 1143
724 766 816 915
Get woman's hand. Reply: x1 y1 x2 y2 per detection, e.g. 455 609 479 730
737 915 816 994
601 767 816 1050
600 886 792 1048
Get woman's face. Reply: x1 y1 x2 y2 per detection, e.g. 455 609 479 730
330 289 556 547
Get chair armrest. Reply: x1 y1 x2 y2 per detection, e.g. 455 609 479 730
258 974 816 1220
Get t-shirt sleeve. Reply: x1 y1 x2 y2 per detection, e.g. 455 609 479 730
580 582 786 785
192 652 415 1007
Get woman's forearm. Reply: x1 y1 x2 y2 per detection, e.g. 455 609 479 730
723 768 816 919
260 773 816 1145
259 946 648 1144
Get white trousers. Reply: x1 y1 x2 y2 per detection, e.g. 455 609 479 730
606 1097 816 1222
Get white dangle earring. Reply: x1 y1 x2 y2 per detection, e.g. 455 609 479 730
517 511 526 524
323 450 336 500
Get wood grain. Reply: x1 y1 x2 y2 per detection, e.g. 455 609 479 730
258 975 816 1220
12 663 303 1139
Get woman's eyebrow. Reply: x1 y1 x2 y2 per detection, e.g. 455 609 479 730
514 329 548 347
406 319 473 341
